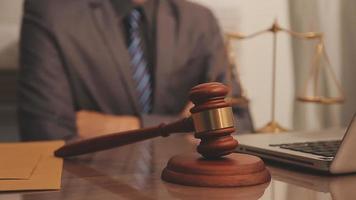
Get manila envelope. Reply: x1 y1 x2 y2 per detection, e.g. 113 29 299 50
0 149 41 180
0 140 64 191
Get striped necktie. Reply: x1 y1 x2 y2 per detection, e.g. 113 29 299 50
127 8 153 114
127 8 154 189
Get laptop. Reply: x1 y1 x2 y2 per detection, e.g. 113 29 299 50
235 113 356 174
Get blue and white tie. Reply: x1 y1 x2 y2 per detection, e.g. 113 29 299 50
127 8 154 189
127 8 152 114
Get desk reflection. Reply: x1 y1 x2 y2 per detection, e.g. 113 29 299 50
0 135 355 200
264 165 356 200
164 182 269 200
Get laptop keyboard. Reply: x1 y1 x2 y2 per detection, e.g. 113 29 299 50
270 140 341 157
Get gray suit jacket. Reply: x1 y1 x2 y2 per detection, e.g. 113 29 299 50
18 0 253 140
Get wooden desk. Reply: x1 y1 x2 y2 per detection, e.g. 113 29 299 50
1 134 356 200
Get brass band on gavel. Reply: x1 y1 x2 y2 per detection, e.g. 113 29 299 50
192 107 235 133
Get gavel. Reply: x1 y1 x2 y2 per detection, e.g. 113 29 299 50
55 82 270 187
55 82 238 158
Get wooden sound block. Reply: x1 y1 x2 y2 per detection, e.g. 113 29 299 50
161 153 271 187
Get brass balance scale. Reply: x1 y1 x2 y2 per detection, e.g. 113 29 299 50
225 20 345 133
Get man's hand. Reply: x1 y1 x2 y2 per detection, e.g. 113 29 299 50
76 110 140 139
180 102 194 118
179 102 200 144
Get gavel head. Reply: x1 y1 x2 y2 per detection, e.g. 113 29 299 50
189 82 238 159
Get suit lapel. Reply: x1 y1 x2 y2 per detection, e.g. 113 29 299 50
154 0 176 110
89 0 140 113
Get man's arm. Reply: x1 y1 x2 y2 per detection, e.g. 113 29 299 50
197 9 254 133
199 10 229 83
18 2 77 140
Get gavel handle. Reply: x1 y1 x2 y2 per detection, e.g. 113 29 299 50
54 117 194 158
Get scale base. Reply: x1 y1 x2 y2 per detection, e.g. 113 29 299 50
256 121 288 133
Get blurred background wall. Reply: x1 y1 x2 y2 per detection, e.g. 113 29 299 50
0 0 355 141
0 0 22 70
0 0 23 141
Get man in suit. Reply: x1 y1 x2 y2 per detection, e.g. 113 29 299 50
18 0 253 140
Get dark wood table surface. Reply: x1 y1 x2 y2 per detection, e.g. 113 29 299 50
1 134 356 200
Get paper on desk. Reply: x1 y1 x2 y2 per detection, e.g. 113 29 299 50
0 147 41 179
0 140 64 191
